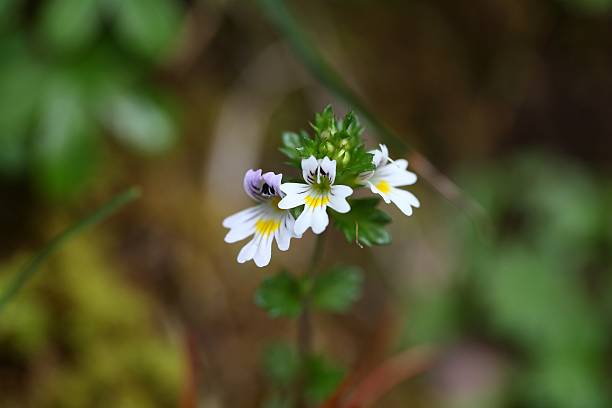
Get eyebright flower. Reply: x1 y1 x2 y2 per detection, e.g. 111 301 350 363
278 156 353 235
223 170 299 267
363 144 420 216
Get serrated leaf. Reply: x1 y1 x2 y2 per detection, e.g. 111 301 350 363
279 131 310 165
305 355 345 404
262 343 300 387
255 271 303 318
332 198 392 246
312 266 363 313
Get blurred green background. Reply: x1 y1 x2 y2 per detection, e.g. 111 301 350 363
2 0 612 407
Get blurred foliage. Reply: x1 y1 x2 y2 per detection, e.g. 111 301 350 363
255 265 364 317
311 265 363 313
255 270 304 319
262 342 345 407
0 236 183 407
404 152 612 408
0 0 183 199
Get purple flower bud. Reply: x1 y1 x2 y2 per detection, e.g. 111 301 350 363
243 169 283 201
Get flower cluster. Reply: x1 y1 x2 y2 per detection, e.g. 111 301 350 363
223 107 420 267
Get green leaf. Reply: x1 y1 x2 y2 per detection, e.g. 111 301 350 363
312 266 363 313
104 92 177 154
39 0 100 53
305 355 345 404
113 0 182 59
332 197 391 246
278 106 374 185
0 187 141 313
0 0 22 32
34 76 100 198
262 343 300 387
0 46 42 175
279 131 311 165
255 271 303 318
558 0 612 15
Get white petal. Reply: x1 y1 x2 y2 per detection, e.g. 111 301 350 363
222 205 263 228
368 181 391 203
237 236 259 263
294 207 313 236
224 222 256 243
375 162 417 187
392 158 408 170
319 156 337 184
278 189 308 209
311 206 329 234
301 156 319 184
369 144 389 167
280 182 310 195
330 185 352 198
328 193 350 213
389 187 420 216
254 234 274 267
275 214 294 251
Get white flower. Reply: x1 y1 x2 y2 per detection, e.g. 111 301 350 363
223 169 299 267
364 144 420 216
278 156 353 235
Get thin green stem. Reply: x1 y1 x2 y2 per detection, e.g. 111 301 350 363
0 187 141 313
296 233 326 408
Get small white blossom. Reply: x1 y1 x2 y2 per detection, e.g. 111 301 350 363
364 144 420 216
278 156 353 235
223 170 299 267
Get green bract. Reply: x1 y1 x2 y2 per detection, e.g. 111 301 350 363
280 106 375 187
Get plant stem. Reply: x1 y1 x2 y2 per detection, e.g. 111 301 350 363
296 233 326 408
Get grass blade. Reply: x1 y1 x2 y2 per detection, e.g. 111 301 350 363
258 0 404 152
258 0 487 221
0 187 141 312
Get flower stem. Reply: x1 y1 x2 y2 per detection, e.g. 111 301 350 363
296 233 326 408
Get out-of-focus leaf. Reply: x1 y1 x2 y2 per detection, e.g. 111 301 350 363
312 266 363 313
262 343 300 387
112 0 182 59
332 197 391 246
524 355 608 408
305 355 344 404
402 289 461 345
0 0 22 32
263 394 292 408
0 188 141 312
39 0 100 52
34 76 100 198
0 45 42 175
558 0 612 15
104 92 177 154
255 271 303 318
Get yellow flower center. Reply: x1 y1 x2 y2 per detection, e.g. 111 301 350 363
375 180 391 194
255 219 281 237
304 195 330 209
